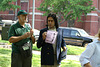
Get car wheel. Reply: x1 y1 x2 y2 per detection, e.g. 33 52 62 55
82 42 88 47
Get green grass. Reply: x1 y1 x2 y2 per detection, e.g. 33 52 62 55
32 42 41 51
32 54 41 67
0 48 81 67
0 39 85 55
32 43 86 55
67 45 85 55
61 60 81 67
0 48 11 67
32 54 81 67
0 40 9 43
0 40 11 45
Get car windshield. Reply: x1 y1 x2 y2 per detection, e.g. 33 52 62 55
78 29 89 36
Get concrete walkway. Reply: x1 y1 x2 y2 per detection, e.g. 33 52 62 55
0 45 80 61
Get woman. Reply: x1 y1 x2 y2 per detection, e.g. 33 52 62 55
79 29 100 67
37 13 66 67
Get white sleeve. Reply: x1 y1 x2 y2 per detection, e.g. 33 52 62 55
79 42 96 67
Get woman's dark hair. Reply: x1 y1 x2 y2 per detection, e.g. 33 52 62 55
46 13 59 29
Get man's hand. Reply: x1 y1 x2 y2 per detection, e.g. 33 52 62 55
84 62 92 67
21 28 34 39
21 32 31 39
30 28 35 44
30 28 34 36
63 46 66 51
42 32 47 40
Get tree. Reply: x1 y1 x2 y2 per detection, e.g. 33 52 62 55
38 0 95 26
0 0 20 11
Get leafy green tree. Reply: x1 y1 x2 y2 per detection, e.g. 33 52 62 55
38 0 95 25
0 0 20 11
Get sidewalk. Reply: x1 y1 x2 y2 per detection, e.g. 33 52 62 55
0 45 80 61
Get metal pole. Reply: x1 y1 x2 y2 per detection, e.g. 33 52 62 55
15 1 17 20
32 0 35 29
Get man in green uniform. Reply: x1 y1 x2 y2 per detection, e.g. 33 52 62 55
8 10 35 67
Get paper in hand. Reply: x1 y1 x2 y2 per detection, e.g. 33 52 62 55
45 30 58 44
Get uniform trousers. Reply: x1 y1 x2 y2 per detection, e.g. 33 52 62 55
41 55 60 67
11 52 32 67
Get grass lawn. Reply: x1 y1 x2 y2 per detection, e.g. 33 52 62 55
67 45 85 55
0 39 86 55
32 42 86 55
33 54 81 67
0 48 81 67
0 48 11 67
0 40 11 45
0 40 85 67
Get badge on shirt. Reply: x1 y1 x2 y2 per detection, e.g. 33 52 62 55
22 41 31 50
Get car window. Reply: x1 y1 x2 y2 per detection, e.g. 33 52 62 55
78 29 89 36
71 30 80 36
63 29 70 36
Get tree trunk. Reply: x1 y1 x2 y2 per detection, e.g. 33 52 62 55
67 19 75 27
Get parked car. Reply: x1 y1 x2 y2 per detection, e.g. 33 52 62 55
2 20 16 26
60 27 97 47
0 20 4 31
0 20 16 31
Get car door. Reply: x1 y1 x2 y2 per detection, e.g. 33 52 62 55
62 29 71 45
70 30 83 46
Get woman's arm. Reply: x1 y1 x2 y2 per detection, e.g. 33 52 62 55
37 30 46 48
61 38 67 51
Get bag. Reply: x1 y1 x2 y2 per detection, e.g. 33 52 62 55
18 41 32 58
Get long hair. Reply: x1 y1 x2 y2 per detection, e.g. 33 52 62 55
46 13 59 29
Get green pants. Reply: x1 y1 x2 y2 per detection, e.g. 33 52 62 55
11 52 32 67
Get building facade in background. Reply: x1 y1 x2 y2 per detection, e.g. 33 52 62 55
0 0 100 36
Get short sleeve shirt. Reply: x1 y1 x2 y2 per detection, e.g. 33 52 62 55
8 22 32 53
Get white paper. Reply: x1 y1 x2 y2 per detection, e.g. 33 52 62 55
45 30 58 44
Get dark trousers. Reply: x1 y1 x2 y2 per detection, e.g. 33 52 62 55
11 52 32 67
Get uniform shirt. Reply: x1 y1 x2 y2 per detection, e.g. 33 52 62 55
8 22 32 53
79 39 100 67
49 27 57 54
